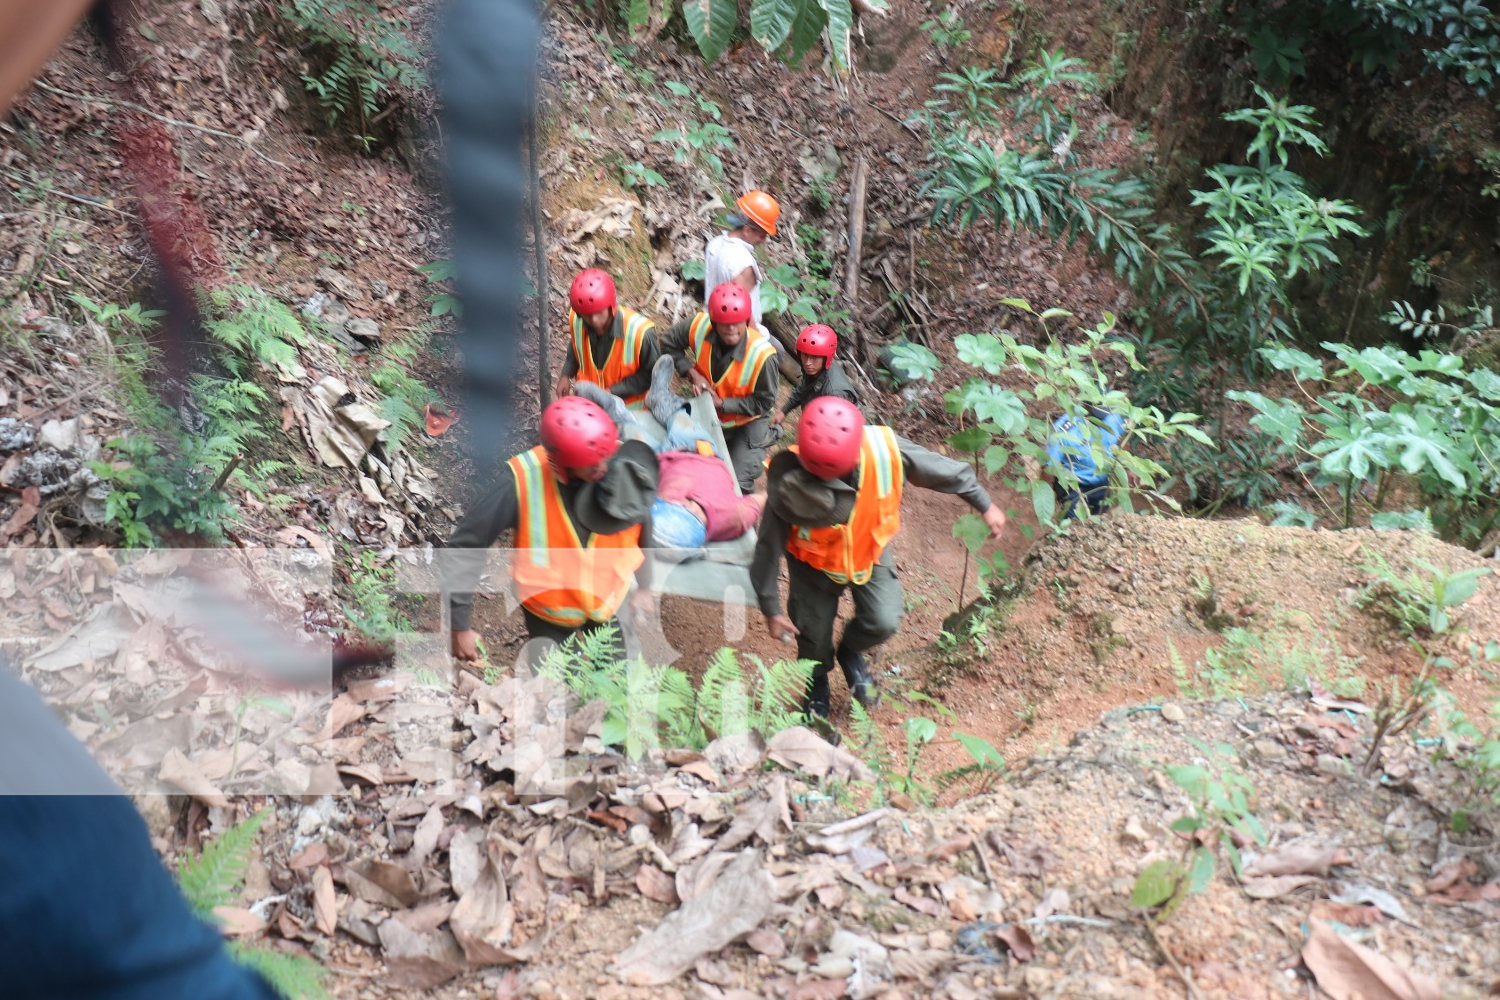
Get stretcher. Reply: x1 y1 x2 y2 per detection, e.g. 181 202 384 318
632 394 760 606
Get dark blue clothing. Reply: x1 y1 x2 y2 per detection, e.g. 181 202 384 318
0 669 278 1000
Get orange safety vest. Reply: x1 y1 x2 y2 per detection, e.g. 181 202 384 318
569 306 655 408
786 426 904 585
506 445 645 627
687 312 777 428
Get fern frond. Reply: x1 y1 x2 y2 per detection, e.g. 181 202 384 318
178 810 268 920
757 656 815 732
228 942 329 1000
849 700 894 781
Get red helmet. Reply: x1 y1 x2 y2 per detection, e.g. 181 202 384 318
569 269 616 315
796 324 837 358
540 397 619 469
797 397 864 479
708 282 752 325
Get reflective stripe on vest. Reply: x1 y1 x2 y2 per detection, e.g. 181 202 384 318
507 445 645 627
786 426 904 585
569 307 654 407
688 312 776 428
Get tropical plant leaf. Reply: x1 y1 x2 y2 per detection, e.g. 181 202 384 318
683 0 738 62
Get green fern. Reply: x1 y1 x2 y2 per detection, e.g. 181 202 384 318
279 0 426 142
849 699 894 790
178 810 268 920
205 285 308 379
227 944 328 1000
752 655 816 733
176 811 327 999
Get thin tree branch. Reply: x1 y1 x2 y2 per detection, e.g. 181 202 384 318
29 80 287 168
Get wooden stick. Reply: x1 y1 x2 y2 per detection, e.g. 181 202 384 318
212 453 245 492
529 117 552 411
29 81 287 168
844 153 869 363
1146 921 1205 1000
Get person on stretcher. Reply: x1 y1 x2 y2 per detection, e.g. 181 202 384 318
575 356 765 555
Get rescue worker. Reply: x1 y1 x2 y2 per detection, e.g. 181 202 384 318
752 398 1007 717
554 268 661 407
448 397 659 660
772 323 859 428
660 282 780 493
1048 403 1128 519
705 190 780 332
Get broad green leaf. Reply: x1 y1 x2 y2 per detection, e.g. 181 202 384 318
684 0 738 62
817 0 855 69
1130 859 1181 908
1030 480 1056 526
1000 297 1035 312
1039 307 1074 320
948 426 991 454
626 0 651 31
1259 345 1323 380
982 444 1010 476
886 343 940 382
1441 567 1489 608
1187 846 1217 894
1170 816 1204 833
1227 391 1304 447
905 716 938 744
1370 509 1434 533
1165 764 1209 797
1467 367 1500 401
954 333 1007 374
954 732 1006 770
952 513 990 555
680 259 707 280
783 0 829 65
750 0 797 51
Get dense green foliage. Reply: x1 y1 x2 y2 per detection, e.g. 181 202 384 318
621 0 886 69
278 0 425 147
534 629 814 756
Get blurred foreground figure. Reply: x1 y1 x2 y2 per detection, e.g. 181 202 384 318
1 0 539 994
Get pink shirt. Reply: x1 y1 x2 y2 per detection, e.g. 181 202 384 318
657 452 762 541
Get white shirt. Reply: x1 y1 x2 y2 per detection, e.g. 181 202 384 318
704 232 763 330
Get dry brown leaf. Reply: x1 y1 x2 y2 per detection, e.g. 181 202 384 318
1301 918 1440 1000
274 525 333 562
614 850 775 986
813 883 846 910
450 838 521 965
892 949 951 980
318 693 366 742
0 485 40 541
1243 844 1352 878
765 727 876 782
407 805 444 870
377 919 468 990
678 759 721 787
157 747 228 807
1426 858 1478 893
345 859 421 908
1312 901 1383 926
492 969 521 1000
213 906 267 937
346 674 408 703
312 866 337 936
1242 874 1322 899
929 834 973 862
588 808 629 833
394 900 456 935
636 864 679 905
995 924 1036 961
786 978 849 1000
288 841 328 872
745 928 786 958
894 887 944 918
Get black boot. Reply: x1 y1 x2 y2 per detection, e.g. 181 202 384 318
836 644 881 709
803 661 832 719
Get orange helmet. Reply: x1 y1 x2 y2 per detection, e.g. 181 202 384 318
735 190 780 236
